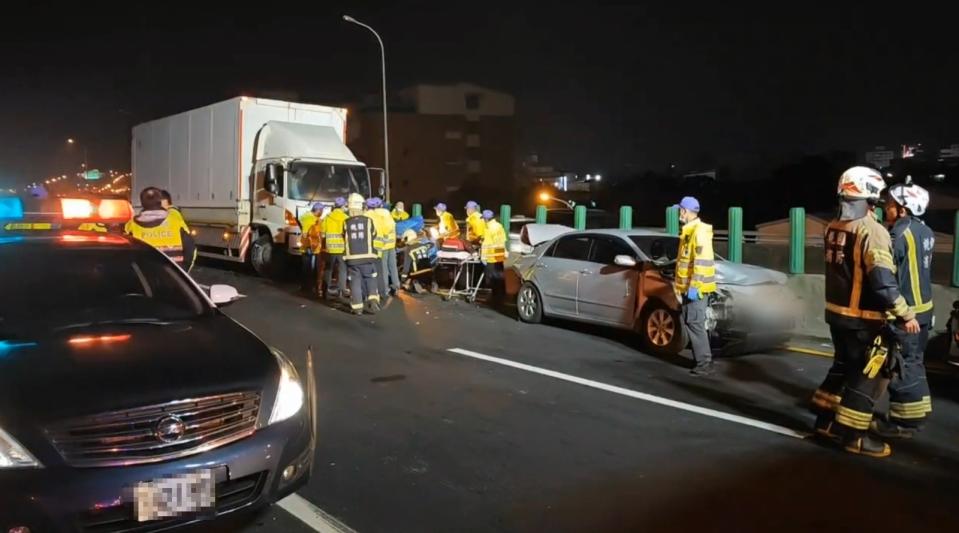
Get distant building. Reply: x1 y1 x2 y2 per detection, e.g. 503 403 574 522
865 146 896 170
348 83 515 206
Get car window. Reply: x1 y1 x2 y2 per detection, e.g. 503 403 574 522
589 236 634 264
629 236 680 261
549 235 591 261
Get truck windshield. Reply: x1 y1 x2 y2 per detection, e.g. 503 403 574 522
288 163 371 201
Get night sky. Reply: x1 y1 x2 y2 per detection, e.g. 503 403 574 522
1 4 956 187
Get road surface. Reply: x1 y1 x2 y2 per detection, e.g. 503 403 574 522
190 264 959 533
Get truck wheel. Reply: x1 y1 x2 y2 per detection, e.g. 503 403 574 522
639 300 687 357
251 232 274 278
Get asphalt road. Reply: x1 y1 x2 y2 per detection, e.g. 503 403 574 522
190 264 959 533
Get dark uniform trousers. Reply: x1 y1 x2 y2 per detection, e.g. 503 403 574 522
682 297 712 365
323 254 348 297
888 325 932 428
347 260 379 310
814 325 884 435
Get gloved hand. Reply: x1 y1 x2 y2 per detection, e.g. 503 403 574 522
687 287 700 301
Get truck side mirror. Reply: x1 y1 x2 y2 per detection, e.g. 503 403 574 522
265 163 281 194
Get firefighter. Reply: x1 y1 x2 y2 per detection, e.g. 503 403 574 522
392 201 410 222
812 166 919 458
480 209 507 307
298 203 324 295
672 196 717 376
871 181 934 438
435 203 460 240
344 193 381 315
321 197 349 301
401 229 434 293
464 200 487 247
126 187 196 271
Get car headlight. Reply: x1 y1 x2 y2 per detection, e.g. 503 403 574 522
268 348 305 425
0 426 41 468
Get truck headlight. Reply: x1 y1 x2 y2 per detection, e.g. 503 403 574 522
268 349 305 425
0 426 41 468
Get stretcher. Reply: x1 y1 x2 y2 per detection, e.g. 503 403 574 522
436 238 487 303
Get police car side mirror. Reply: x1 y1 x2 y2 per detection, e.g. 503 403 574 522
210 284 243 307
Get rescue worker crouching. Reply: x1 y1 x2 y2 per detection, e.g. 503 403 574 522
871 181 934 439
126 187 196 271
298 202 324 296
672 196 717 377
401 229 435 294
812 166 919 458
480 209 507 307
391 201 410 222
344 193 381 315
321 197 349 301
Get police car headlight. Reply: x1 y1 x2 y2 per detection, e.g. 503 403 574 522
0 426 41 468
268 348 305 425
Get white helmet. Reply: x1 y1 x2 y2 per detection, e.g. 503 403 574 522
403 229 418 244
887 182 930 216
838 166 885 201
347 193 365 212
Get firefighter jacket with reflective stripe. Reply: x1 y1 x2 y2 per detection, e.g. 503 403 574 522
824 215 915 328
481 219 507 264
367 208 397 251
344 215 377 262
675 219 717 298
322 209 348 254
126 209 194 266
392 208 410 222
466 212 487 243
438 211 460 239
890 216 934 325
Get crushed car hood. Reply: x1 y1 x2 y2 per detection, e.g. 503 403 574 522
715 261 787 286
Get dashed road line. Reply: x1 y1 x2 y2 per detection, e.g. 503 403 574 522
278 494 357 533
447 347 810 440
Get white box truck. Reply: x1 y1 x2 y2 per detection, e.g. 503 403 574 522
132 97 380 276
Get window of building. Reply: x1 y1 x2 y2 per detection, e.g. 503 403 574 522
445 130 463 140
465 93 481 110
466 134 480 147
467 160 481 174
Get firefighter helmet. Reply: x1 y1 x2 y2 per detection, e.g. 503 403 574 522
888 182 930 216
837 166 886 201
348 193 365 212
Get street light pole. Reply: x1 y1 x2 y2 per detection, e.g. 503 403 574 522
539 192 575 209
343 15 389 202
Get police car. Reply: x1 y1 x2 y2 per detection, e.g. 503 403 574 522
0 196 315 531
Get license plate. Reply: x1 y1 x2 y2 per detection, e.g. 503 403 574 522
134 469 215 522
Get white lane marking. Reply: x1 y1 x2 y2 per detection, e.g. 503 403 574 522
448 348 810 440
278 494 358 533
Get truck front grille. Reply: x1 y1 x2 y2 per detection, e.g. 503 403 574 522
47 391 260 467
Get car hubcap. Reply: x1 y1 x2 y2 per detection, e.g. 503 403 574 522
647 309 675 346
519 287 537 318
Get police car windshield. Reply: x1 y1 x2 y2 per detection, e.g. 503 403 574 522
0 243 206 333
288 163 371 202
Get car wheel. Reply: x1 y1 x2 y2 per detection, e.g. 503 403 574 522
639 300 687 356
517 282 543 324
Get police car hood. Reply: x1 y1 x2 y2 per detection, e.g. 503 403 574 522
0 314 278 430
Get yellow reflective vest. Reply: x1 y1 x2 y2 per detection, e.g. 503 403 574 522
439 211 460 240
367 208 397 252
466 211 487 242
481 219 507 264
675 219 717 298
126 211 191 265
322 209 348 254
299 211 319 253
391 208 410 222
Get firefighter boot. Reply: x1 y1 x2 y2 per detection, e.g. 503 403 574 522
843 434 892 458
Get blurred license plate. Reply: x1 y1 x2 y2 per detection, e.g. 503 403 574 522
134 469 215 522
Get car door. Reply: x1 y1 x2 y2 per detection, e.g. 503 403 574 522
576 235 640 326
531 235 592 317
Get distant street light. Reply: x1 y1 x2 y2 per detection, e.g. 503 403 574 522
343 14 389 201
66 138 88 171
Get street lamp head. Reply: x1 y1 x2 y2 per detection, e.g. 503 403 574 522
67 138 75 144
538 192 550 202
343 15 356 22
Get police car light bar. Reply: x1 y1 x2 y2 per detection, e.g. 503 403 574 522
61 198 95 219
60 197 133 223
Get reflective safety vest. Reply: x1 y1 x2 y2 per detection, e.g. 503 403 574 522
344 215 377 262
299 211 320 253
367 208 397 252
391 208 410 222
675 219 717 298
890 216 935 325
438 211 460 239
303 218 323 255
481 219 507 264
824 215 913 327
126 211 190 265
466 211 487 242
322 209 348 254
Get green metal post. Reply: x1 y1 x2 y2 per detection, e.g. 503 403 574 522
789 207 805 275
666 206 680 235
535 205 547 224
619 206 633 230
953 211 959 287
412 203 422 218
574 205 587 230
728 207 743 263
500 204 511 234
